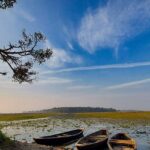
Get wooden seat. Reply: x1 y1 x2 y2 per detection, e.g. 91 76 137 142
110 139 135 146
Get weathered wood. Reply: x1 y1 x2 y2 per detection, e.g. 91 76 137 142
34 129 84 146
108 133 136 150
75 129 108 150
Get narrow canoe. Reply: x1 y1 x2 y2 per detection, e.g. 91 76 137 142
108 133 137 150
34 128 84 146
75 129 108 150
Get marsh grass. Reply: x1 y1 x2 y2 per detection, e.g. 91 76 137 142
0 112 60 121
75 111 150 120
2 111 149 122
0 130 13 148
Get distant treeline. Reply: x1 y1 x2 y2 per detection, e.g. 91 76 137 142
39 107 117 113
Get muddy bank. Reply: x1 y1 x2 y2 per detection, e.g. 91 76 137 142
0 141 67 150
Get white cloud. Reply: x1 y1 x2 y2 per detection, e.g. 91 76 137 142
48 48 72 68
42 61 150 74
0 76 73 89
36 77 73 85
16 8 35 22
68 85 95 90
78 0 150 53
45 40 82 68
105 78 150 90
67 41 73 50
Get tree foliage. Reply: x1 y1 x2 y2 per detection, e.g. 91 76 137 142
0 31 52 83
40 107 117 113
0 0 16 9
0 0 53 83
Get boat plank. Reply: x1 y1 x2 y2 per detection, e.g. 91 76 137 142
76 129 108 150
108 133 136 150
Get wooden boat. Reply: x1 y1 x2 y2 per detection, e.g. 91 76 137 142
34 128 84 146
75 129 108 150
108 133 137 150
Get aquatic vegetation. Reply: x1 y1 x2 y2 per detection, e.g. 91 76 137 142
0 113 150 149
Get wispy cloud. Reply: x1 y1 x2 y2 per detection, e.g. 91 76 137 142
78 0 150 53
68 85 95 90
16 9 35 22
45 40 83 68
0 77 73 89
42 61 150 74
105 78 150 90
36 77 73 85
67 41 73 50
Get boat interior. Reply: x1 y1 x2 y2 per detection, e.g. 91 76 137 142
78 130 108 144
111 133 130 140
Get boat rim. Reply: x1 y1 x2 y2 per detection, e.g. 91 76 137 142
34 128 84 140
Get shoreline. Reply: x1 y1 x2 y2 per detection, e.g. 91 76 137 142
0 141 68 150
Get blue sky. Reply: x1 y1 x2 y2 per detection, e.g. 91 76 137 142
0 0 150 112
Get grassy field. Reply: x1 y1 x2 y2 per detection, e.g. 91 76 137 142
0 111 150 121
0 112 60 121
75 111 150 120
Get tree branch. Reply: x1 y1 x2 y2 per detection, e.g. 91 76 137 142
0 0 16 9
0 1 53 83
0 31 53 83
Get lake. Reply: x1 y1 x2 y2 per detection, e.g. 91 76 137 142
1 117 150 150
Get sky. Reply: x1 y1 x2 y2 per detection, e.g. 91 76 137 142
0 0 150 112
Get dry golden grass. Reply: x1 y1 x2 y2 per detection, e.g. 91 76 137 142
0 111 150 121
0 112 59 121
75 111 150 120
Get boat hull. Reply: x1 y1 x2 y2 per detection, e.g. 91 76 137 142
108 145 135 150
108 133 136 150
34 129 84 146
76 129 108 150
76 137 108 150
